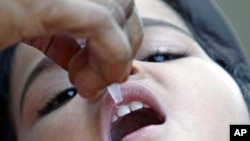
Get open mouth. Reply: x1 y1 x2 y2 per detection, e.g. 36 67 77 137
110 101 165 141
100 82 166 141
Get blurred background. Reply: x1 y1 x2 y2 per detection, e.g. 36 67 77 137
214 0 250 61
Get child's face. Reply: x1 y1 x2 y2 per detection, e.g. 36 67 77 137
10 0 249 141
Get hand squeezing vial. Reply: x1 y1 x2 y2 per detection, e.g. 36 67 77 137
76 39 123 103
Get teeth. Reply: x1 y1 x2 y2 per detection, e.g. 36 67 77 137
112 115 118 122
112 101 151 123
129 101 143 111
117 105 131 117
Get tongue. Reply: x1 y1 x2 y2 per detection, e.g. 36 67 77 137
111 108 164 141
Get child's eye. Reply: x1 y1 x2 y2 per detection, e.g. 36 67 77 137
38 88 77 116
143 53 184 62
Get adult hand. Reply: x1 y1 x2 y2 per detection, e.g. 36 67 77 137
0 0 143 98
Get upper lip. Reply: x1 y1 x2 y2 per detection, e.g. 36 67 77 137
99 81 165 141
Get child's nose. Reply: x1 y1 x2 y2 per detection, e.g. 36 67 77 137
127 61 145 80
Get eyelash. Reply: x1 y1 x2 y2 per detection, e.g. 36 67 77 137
36 48 185 116
37 87 77 116
142 49 186 62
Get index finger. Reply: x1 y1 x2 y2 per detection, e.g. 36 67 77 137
23 1 134 96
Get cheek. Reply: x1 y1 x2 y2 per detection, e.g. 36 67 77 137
26 97 101 141
146 57 249 122
143 57 249 140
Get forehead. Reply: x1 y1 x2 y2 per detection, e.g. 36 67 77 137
135 0 190 34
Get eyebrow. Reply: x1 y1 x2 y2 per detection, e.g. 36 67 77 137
20 57 55 113
142 18 192 37
19 18 191 113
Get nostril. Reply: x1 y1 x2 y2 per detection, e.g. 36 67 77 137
130 66 138 76
128 63 144 80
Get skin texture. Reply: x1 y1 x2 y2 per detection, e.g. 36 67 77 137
9 0 250 140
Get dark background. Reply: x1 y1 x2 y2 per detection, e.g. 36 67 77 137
214 0 250 61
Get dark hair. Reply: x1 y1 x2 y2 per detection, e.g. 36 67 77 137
0 45 17 141
1 0 250 140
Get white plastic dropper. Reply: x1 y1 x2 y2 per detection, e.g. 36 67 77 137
76 38 123 103
76 38 86 49
107 83 123 103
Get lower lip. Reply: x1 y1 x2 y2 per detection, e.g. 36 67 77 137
121 124 161 141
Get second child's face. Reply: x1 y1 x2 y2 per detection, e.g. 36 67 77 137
10 0 249 141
